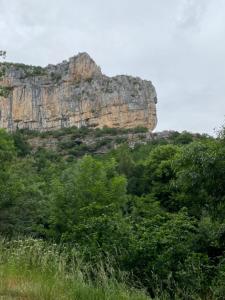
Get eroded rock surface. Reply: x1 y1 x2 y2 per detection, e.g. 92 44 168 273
0 53 157 131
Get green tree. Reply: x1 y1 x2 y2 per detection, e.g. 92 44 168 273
0 157 47 236
142 144 180 210
0 129 15 162
49 155 127 242
124 203 203 297
172 140 225 218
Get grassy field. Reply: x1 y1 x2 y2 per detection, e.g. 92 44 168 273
0 238 150 300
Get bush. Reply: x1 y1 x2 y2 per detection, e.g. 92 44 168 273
0 86 13 98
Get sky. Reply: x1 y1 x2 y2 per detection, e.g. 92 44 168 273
0 0 225 135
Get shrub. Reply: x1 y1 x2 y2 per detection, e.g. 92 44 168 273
0 86 13 98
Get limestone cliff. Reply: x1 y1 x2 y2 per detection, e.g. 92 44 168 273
0 53 157 132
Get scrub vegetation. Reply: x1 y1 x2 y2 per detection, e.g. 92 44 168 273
0 125 225 299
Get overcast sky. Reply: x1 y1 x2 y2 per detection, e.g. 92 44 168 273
0 0 224 134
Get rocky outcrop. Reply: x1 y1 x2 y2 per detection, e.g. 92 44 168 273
26 130 180 157
0 53 157 132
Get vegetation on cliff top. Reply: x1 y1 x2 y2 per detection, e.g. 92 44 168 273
0 126 225 299
0 61 47 77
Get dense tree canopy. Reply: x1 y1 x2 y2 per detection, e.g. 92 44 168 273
0 126 225 298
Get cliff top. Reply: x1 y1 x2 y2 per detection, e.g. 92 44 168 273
0 52 153 86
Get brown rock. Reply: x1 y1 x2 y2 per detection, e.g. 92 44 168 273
0 53 157 132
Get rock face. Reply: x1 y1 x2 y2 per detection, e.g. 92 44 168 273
0 53 157 132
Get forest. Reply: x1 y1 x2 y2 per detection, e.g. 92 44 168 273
0 126 225 299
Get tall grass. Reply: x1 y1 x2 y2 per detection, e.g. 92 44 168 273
0 238 150 300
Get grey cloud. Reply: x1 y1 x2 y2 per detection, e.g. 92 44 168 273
176 0 208 29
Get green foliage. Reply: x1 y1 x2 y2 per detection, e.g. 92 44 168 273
142 144 180 210
0 129 15 161
217 121 225 142
49 156 127 241
0 127 225 298
0 66 6 78
12 130 31 156
172 141 225 218
170 131 194 144
0 62 47 77
127 209 200 295
0 158 48 236
94 126 148 137
0 85 13 98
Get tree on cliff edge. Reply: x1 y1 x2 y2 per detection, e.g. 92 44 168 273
0 51 6 60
